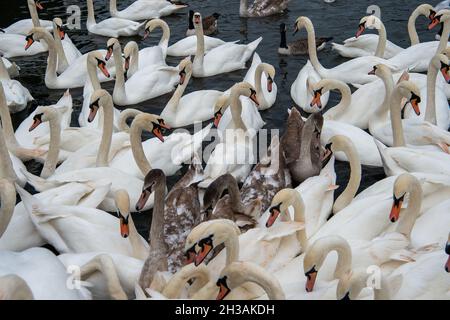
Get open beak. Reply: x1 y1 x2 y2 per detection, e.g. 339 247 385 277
409 95 421 116
266 207 280 228
305 270 318 292
29 118 41 131
88 105 98 123
195 243 213 266
389 195 404 223
250 93 259 106
440 65 450 84
310 90 322 109
135 190 150 211
216 282 230 300
356 24 365 38
25 37 34 50
36 1 44 10
152 127 165 142
267 77 273 93
98 62 110 78
429 17 440 30
213 111 222 128
119 217 130 238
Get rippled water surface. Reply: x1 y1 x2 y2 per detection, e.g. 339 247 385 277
1 0 438 237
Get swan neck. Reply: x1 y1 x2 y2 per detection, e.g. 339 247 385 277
86 0 96 24
53 23 69 70
87 56 101 91
28 0 41 27
224 231 240 266
96 98 114 167
437 19 450 53
302 20 326 74
159 22 170 54
0 123 17 182
0 85 19 148
255 65 268 108
193 23 205 70
41 113 61 178
291 194 308 250
149 178 167 252
230 92 247 131
162 267 210 299
130 119 152 176
375 23 387 58
396 178 422 237
0 180 16 238
244 269 285 300
40 31 58 86
127 212 148 260
0 58 10 80
165 70 191 113
407 8 421 45
328 82 351 115
113 44 126 100
425 58 438 124
390 89 406 147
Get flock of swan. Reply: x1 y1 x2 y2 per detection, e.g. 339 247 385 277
0 0 449 300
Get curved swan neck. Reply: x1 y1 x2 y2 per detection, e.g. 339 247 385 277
291 194 308 250
255 64 269 108
86 0 96 25
112 43 126 100
425 57 439 124
374 23 387 58
390 88 406 147
41 111 61 178
52 22 69 71
299 18 326 74
165 68 191 113
370 67 394 132
118 108 141 133
323 239 352 279
158 22 170 54
229 90 247 131
162 266 210 299
396 177 422 237
243 267 285 300
0 179 16 238
437 17 450 53
28 0 41 28
130 116 152 176
325 81 352 116
224 231 240 265
0 123 17 183
408 6 423 45
0 85 19 148
333 142 361 214
149 176 167 251
87 56 101 91
96 96 114 167
37 30 58 86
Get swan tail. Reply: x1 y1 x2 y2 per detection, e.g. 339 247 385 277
374 139 404 177
15 185 55 222
245 37 263 57
20 168 61 192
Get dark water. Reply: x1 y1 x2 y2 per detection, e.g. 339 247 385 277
1 0 437 237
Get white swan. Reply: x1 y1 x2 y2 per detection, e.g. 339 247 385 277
308 80 384 167
86 0 145 38
108 38 179 106
52 18 82 73
0 275 34 300
0 58 32 113
160 57 225 128
26 27 112 89
109 0 187 20
295 16 400 85
192 12 262 77
167 35 227 57
0 0 51 35
0 248 89 299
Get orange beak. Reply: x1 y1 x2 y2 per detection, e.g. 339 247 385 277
441 66 450 84
98 63 110 78
216 282 230 300
184 246 196 265
356 24 365 38
25 37 34 50
29 118 41 131
36 1 44 10
266 207 280 228
305 270 318 292
213 112 222 128
267 78 273 93
135 190 150 211
119 217 129 238
152 127 164 142
310 91 322 108
389 196 404 223
250 93 259 106
195 243 212 266
409 98 421 116
105 47 113 61
429 17 440 30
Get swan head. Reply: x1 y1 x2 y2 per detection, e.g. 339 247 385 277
193 12 202 28
105 38 120 61
293 16 312 35
136 169 165 212
336 269 371 300
24 27 48 50
303 235 351 292
184 219 240 267
356 15 382 38
114 189 131 238
266 188 300 227
213 94 229 128
232 82 259 105
368 63 392 77
389 173 420 223
178 56 192 85
143 19 168 40
432 52 450 84
323 135 354 164
87 51 110 78
88 89 111 123
428 10 450 30
309 78 344 109
28 106 56 131
202 173 231 214
260 63 275 93
414 4 436 20
396 81 421 116
445 233 450 272
35 0 44 10
53 17 65 40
